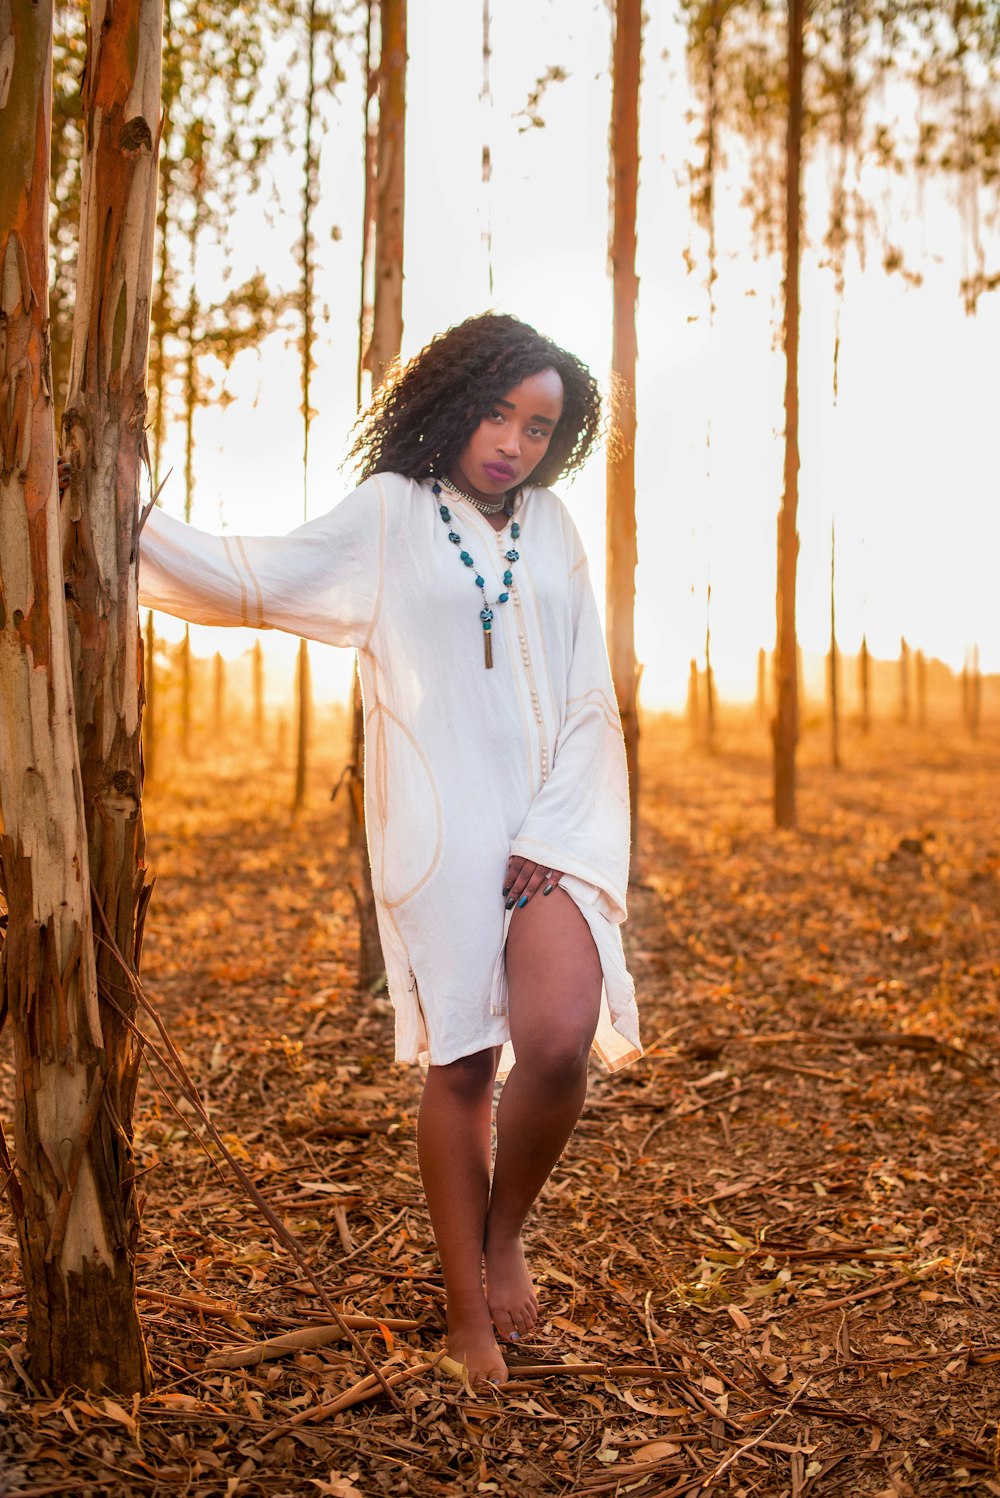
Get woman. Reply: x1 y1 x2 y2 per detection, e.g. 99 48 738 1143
137 311 641 1383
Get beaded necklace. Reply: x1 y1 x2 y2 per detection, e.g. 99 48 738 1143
432 480 520 670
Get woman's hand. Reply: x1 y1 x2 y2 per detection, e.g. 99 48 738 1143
503 855 563 910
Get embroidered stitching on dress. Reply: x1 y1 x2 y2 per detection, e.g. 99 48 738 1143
221 535 249 626
234 535 265 627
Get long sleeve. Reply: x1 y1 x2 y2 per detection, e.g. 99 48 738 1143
509 538 630 924
137 476 385 650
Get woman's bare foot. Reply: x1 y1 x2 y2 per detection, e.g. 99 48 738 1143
484 1227 539 1343
446 1298 509 1384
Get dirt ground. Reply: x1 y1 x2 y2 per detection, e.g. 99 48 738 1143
2 714 998 1497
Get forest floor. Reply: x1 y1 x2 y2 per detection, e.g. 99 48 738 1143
2 715 999 1498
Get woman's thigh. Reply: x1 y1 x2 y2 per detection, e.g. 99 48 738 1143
504 888 603 1064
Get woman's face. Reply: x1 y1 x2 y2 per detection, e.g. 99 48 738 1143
449 367 565 500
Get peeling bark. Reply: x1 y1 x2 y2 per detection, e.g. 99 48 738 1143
57 0 164 1393
0 0 130 1392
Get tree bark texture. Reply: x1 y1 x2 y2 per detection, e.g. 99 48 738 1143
356 0 377 407
607 0 642 863
772 0 805 829
0 0 138 1395
293 0 319 818
369 0 405 387
58 0 164 1392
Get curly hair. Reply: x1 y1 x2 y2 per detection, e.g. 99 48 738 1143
347 312 602 490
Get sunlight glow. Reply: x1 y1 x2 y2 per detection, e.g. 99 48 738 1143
152 0 999 711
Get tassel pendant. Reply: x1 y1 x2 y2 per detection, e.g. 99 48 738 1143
483 626 494 669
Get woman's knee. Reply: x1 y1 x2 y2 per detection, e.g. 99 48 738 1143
518 1025 594 1089
428 1047 497 1102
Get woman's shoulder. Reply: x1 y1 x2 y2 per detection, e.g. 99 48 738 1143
525 484 587 563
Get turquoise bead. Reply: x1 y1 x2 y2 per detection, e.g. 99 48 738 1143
498 592 509 603
503 569 513 585
505 549 519 562
511 522 520 539
475 574 485 587
460 552 473 566
439 504 451 521
448 531 460 544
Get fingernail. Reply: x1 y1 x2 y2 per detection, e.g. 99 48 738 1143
543 883 554 895
505 898 515 910
517 895 528 908
502 886 510 896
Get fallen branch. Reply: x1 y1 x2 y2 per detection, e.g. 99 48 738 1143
260 1359 436 1441
205 1316 420 1370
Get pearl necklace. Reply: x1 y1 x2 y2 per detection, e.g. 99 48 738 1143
438 472 511 517
433 481 520 669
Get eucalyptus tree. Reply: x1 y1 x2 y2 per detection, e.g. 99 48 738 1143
352 0 406 981
369 0 406 387
607 0 643 861
2 0 163 1394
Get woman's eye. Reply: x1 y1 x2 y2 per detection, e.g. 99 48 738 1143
487 408 504 422
527 426 547 439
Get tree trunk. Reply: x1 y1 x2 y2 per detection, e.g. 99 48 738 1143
968 645 981 737
213 651 225 738
772 0 805 829
181 622 192 756
607 0 642 864
756 646 767 724
0 1 148 1397
350 0 408 987
293 636 311 813
704 583 715 754
58 0 163 1393
828 520 840 768
859 634 870 733
356 0 378 407
686 659 700 747
293 0 320 819
144 611 156 784
898 635 910 724
252 638 265 742
369 0 406 387
916 647 927 729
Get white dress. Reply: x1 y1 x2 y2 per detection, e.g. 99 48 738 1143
138 472 641 1071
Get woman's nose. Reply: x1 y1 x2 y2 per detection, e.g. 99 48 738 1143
498 430 521 457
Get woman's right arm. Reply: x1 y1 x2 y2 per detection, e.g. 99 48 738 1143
137 477 385 650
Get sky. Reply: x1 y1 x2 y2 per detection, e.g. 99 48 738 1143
154 0 1000 710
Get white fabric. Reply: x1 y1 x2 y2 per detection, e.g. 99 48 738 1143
139 473 641 1071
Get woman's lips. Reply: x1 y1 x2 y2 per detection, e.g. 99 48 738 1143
483 462 515 482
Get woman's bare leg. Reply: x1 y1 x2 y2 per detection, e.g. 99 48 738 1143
416 1047 507 1382
485 889 602 1341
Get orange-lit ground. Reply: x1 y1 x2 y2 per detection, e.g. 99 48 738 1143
1 715 997 1494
